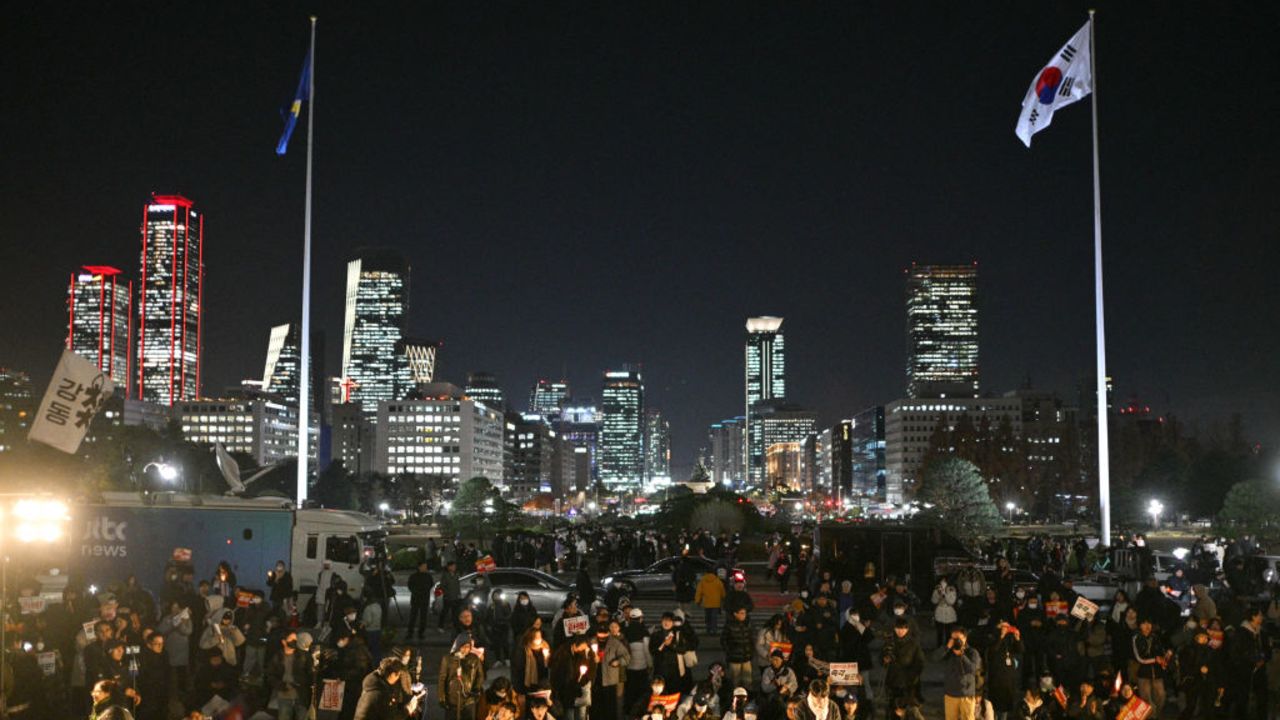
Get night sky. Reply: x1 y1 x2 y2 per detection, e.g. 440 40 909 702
3 2 1278 475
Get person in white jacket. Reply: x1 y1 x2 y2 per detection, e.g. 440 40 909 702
931 578 959 647
198 608 245 666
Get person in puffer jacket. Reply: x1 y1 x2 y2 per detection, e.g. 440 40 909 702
931 578 959 647
720 607 755 688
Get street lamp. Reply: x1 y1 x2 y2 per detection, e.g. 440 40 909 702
143 461 179 483
1005 502 1017 523
1148 499 1164 528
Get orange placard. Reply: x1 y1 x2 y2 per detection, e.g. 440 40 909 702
650 694 681 713
1044 601 1069 618
235 589 254 608
769 641 793 658
1117 695 1151 720
475 555 497 573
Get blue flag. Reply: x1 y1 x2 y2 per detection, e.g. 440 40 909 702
276 49 311 155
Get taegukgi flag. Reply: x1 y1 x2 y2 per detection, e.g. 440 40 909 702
28 349 114 453
1015 20 1092 147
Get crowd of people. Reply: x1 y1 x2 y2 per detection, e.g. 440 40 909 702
6 523 1280 720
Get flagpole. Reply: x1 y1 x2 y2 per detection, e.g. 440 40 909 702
1088 9 1111 548
296 16 316 504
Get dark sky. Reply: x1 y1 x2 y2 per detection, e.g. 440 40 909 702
3 2 1278 476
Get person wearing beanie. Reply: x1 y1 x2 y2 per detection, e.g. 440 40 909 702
440 633 486 720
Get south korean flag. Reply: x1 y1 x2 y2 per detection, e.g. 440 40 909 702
1015 20 1093 147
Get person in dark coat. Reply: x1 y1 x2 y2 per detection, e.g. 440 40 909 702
406 562 435 640
649 613 687 697
1045 615 1084 689
883 618 924 707
136 633 172 720
985 621 1024 719
1225 609 1266 720
268 560 295 610
575 567 597 608
354 657 423 720
511 592 539 642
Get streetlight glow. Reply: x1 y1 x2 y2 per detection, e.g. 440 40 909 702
1148 498 1164 527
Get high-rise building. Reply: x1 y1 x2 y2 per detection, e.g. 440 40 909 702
508 413 556 498
766 442 804 492
814 420 854 500
708 416 746 488
465 371 506 412
396 337 440 390
176 394 319 467
262 323 302 404
851 406 886 499
341 250 410 415
599 368 644 489
745 316 786 486
0 368 35 453
644 408 671 484
529 379 570 419
556 404 600 488
374 389 505 483
330 402 374 477
753 400 817 488
906 263 979 399
138 194 203 405
883 396 1022 503
68 265 133 393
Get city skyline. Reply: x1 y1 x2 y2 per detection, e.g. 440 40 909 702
2 4 1278 474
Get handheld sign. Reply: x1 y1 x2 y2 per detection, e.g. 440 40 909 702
476 555 497 573
829 662 861 686
1044 600 1069 618
19 596 47 614
564 615 590 637
37 651 58 677
1117 694 1152 720
1208 629 1224 649
1070 596 1099 622
769 641 793 658
319 680 346 711
650 694 681 713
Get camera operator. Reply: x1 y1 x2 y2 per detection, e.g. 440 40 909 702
354 657 424 720
939 628 982 720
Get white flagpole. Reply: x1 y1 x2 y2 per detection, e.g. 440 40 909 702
1088 9 1111 547
296 16 317 503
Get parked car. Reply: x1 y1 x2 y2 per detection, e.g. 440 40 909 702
601 556 743 597
431 567 573 617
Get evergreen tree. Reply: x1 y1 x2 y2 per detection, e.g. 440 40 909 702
1218 478 1280 534
918 457 1003 544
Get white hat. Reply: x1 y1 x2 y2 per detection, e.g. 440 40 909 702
629 608 643 619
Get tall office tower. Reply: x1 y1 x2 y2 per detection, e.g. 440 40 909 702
465 371 506 412
68 265 132 392
0 368 35 453
556 403 600 488
906 263 979 399
816 420 854 500
331 402 375 477
262 323 302 403
745 316 786 486
708 416 746 488
529 379 570 418
137 194 203 405
508 413 556 498
599 368 644 489
753 400 817 489
644 408 671 484
851 406 886 499
395 337 440 392
341 249 410 414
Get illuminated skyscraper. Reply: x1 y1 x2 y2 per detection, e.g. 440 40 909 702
599 368 644 489
262 323 302 403
465 371 506 412
396 337 440 392
529 379 570 419
137 194 203 405
68 265 132 392
906 263 979 398
708 416 746 488
745 316 786 486
341 250 410 414
557 403 600 487
0 368 35 454
644 408 671 484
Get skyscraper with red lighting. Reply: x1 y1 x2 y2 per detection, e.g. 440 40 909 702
67 265 132 394
137 194 203 405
